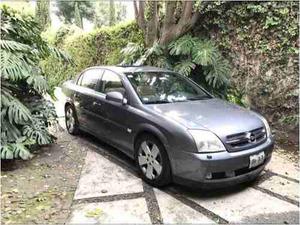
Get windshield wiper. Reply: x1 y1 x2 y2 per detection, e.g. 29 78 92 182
145 100 170 104
188 95 211 101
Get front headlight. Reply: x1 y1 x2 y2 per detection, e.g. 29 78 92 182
188 130 226 153
261 117 272 137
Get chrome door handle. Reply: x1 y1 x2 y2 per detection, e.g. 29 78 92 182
93 101 101 106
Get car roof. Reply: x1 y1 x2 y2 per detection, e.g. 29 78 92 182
86 65 173 76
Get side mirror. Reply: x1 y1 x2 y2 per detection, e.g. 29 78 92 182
106 91 127 105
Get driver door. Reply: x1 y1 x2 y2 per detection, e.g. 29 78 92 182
98 70 133 152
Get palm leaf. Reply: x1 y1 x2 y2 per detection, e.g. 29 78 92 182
0 80 15 107
22 118 53 145
0 39 32 52
174 60 196 76
204 54 231 88
47 46 73 63
192 40 218 66
0 51 31 81
7 99 32 125
26 74 49 93
1 111 22 144
120 42 144 65
169 35 199 56
1 145 14 159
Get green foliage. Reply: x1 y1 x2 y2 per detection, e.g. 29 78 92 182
169 35 231 91
195 1 298 127
55 0 94 24
120 42 144 65
0 6 68 160
1 138 34 160
94 1 126 28
109 0 116 26
42 22 144 90
121 35 231 96
74 2 83 28
174 60 196 77
169 35 198 56
226 88 248 108
35 0 51 29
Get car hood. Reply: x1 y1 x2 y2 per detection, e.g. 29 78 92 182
145 98 264 138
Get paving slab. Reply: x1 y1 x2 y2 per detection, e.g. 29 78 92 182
74 150 143 200
266 152 299 180
154 189 215 224
68 198 151 224
186 187 299 224
258 176 299 202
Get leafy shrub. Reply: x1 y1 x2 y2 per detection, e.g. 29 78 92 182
0 6 69 160
42 22 144 90
121 35 231 97
195 1 299 127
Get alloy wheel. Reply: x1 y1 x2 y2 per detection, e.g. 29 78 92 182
138 141 163 180
66 107 75 132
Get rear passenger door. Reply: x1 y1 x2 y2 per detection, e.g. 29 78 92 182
73 68 104 133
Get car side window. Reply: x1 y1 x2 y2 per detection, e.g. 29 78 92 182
79 69 102 90
99 70 125 95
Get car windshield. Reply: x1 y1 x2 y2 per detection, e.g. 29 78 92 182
126 72 212 104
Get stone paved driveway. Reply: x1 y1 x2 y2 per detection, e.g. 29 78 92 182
60 132 299 224
53 88 299 224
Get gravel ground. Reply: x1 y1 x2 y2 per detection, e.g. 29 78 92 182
1 127 87 224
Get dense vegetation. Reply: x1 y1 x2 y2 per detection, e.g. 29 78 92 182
42 1 298 132
2 1 298 160
41 22 143 92
120 35 231 97
35 0 51 29
194 1 299 129
0 6 69 159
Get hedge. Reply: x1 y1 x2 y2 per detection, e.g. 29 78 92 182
41 22 143 91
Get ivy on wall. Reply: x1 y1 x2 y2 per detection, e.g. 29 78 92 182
194 1 299 127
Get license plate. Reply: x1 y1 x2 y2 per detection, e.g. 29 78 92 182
249 151 265 169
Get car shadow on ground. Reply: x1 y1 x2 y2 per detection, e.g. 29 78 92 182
77 131 253 199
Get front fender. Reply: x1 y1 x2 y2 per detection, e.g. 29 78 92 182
133 123 170 150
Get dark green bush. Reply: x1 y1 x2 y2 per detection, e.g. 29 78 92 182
1 6 69 159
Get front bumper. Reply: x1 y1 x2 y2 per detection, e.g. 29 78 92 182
172 137 274 188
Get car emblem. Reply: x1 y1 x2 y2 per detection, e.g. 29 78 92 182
246 132 256 143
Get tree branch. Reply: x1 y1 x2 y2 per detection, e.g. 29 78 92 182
163 1 177 31
133 0 138 19
159 1 199 45
181 0 193 21
138 0 146 31
133 0 146 32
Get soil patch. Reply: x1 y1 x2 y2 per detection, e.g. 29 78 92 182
1 131 87 224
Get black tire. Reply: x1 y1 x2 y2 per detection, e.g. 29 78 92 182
65 104 79 135
135 134 171 187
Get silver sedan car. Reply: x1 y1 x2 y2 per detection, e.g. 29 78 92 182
62 66 274 188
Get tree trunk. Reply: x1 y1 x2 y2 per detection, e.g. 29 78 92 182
145 1 158 47
74 2 83 29
159 1 199 45
109 0 116 26
35 0 51 30
133 0 200 46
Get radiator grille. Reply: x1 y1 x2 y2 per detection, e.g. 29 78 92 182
225 127 267 152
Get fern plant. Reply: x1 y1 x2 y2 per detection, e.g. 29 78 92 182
0 6 70 160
